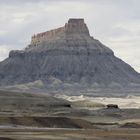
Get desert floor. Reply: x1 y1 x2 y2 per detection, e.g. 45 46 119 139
0 127 140 140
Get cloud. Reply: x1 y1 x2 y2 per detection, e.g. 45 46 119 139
0 45 11 60
0 0 140 72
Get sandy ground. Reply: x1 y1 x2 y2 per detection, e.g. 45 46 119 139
0 128 140 140
56 94 140 109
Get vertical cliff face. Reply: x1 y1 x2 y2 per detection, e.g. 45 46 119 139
65 19 90 35
30 19 90 45
0 18 140 87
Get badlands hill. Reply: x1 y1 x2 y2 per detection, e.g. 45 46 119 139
0 18 140 88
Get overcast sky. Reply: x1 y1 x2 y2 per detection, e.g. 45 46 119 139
0 0 140 72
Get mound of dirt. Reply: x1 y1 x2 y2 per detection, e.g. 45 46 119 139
0 117 93 129
121 122 140 128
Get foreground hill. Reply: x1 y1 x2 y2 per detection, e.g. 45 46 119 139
0 89 71 116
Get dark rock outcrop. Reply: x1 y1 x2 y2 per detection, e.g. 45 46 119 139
107 104 119 109
0 18 140 86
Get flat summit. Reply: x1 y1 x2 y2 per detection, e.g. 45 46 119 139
0 18 140 86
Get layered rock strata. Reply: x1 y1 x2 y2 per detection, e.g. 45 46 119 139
0 18 140 86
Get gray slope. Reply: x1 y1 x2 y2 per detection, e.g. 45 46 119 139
0 19 140 86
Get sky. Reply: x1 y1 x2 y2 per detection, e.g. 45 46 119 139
0 0 140 72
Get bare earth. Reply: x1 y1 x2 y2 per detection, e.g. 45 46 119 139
0 128 140 140
0 90 140 140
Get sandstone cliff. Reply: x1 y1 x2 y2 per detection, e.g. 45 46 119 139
0 18 140 87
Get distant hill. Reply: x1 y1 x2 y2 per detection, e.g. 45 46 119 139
0 18 140 88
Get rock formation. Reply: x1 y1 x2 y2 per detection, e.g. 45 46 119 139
30 19 90 45
0 18 140 86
